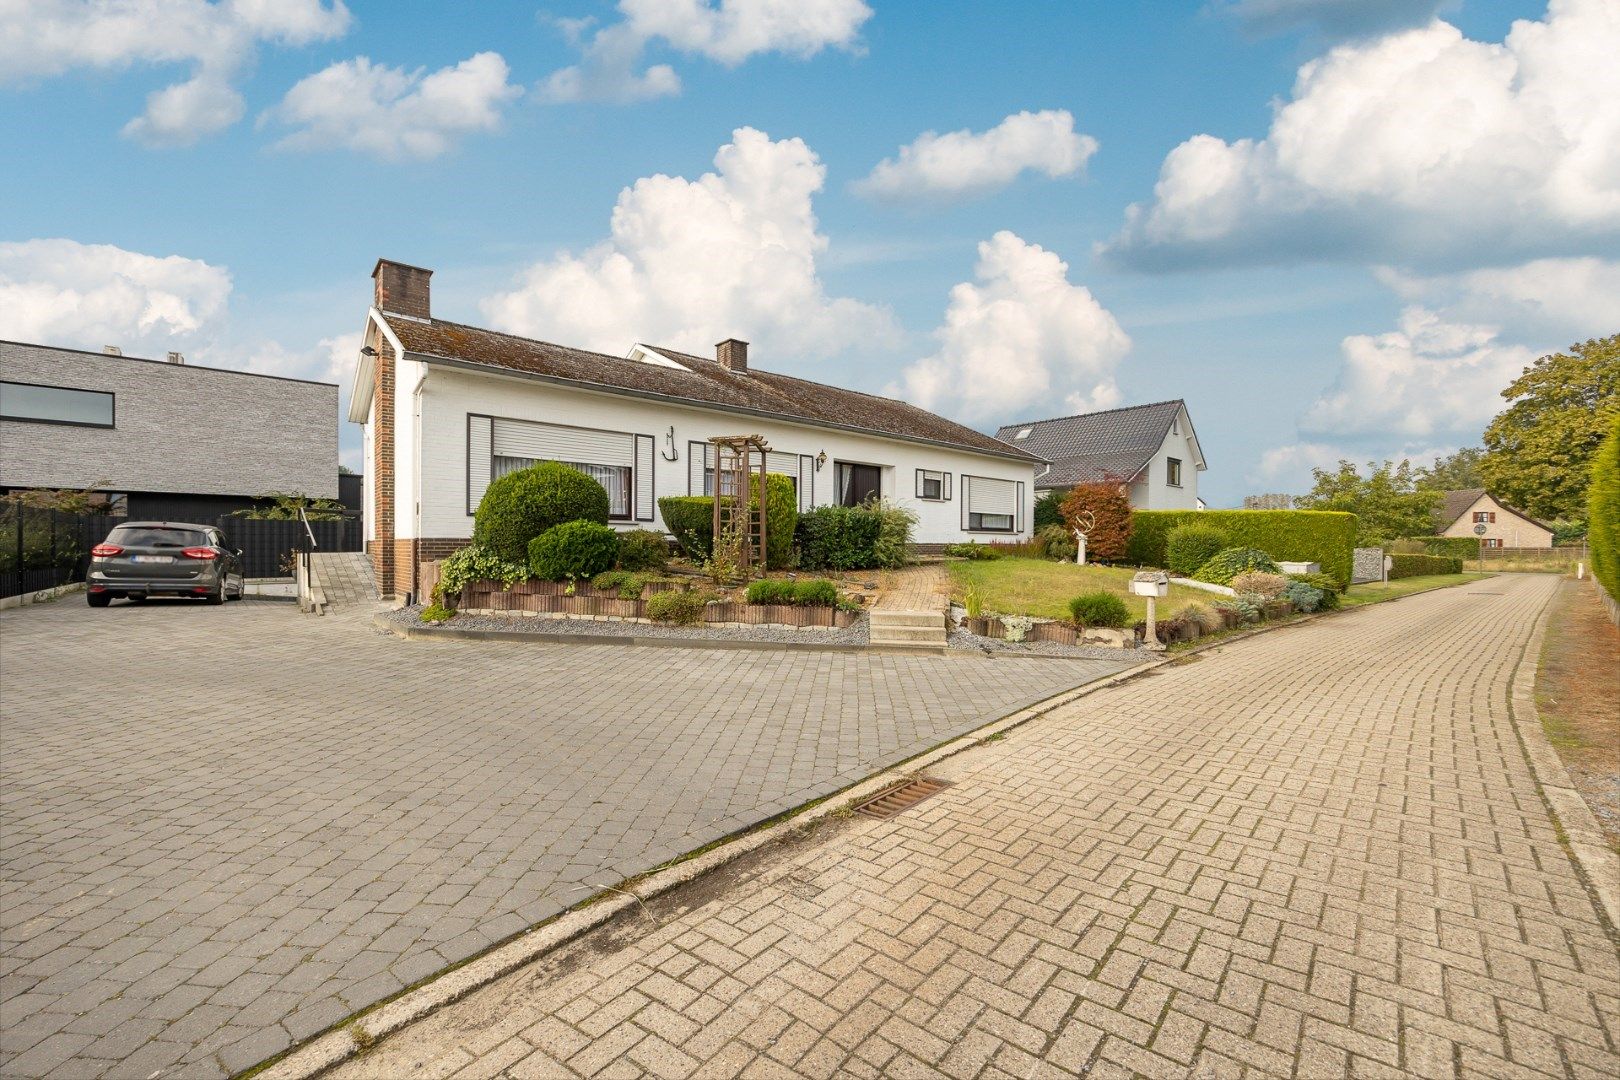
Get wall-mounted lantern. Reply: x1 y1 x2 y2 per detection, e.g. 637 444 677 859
815 451 828 471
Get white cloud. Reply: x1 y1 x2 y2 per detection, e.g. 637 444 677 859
1109 0 1620 269
892 231 1130 424
1298 307 1535 440
0 238 232 352
1213 0 1452 38
541 0 871 103
1377 258 1620 341
0 0 352 145
263 52 521 160
481 127 897 358
853 110 1098 203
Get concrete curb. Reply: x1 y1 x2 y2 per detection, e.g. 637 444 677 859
1507 580 1620 933
0 581 84 611
250 656 1166 1080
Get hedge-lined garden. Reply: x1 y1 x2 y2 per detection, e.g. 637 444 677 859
1589 415 1619 602
1127 509 1358 585
1394 536 1479 558
1387 553 1464 579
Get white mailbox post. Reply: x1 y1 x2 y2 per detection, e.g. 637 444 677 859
1131 571 1170 652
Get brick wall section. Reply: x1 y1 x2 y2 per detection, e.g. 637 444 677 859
402 538 470 601
372 261 432 321
370 334 396 596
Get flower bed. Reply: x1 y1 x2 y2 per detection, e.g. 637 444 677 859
458 579 858 629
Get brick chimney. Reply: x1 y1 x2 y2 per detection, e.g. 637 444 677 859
372 259 432 320
716 338 749 372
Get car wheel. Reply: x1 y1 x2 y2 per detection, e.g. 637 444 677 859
208 577 227 605
227 571 245 600
87 591 111 608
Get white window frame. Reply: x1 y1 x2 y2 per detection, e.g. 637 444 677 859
915 469 951 502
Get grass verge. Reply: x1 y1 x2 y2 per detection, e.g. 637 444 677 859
1340 572 1492 607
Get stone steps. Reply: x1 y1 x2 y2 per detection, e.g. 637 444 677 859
869 609 948 649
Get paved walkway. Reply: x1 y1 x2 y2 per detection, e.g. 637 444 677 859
334 574 1620 1079
870 564 950 613
309 552 377 609
0 597 1127 1079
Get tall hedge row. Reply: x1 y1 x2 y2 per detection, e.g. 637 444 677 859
1589 415 1620 601
1387 553 1463 578
1127 509 1358 585
1396 536 1479 558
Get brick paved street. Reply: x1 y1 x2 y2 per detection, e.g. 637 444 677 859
0 598 1128 1079
333 573 1620 1079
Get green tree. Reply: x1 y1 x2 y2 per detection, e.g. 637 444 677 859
1417 447 1486 491
1481 335 1619 520
1296 459 1439 545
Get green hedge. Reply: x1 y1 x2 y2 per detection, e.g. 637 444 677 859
1589 415 1620 600
1127 509 1357 585
1387 552 1463 578
1395 535 1478 558
658 496 714 560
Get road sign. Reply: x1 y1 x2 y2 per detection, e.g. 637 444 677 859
1474 523 1488 535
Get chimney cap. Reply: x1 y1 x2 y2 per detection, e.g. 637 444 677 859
715 338 750 372
372 257 434 278
102 345 122 355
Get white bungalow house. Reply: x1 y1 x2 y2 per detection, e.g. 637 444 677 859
995 400 1206 510
349 260 1043 598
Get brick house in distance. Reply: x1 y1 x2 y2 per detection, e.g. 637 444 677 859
349 260 1045 599
1434 488 1554 549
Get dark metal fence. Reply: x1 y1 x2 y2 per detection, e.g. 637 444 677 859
223 516 362 578
0 507 120 601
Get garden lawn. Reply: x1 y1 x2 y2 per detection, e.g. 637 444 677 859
947 558 1211 621
1341 572 1492 607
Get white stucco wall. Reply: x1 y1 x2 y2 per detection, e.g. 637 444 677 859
1136 413 1201 510
406 364 1036 544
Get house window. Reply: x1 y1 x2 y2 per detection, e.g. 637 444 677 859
495 455 631 518
1483 538 1502 549
1473 511 1496 524
915 469 950 501
963 475 1019 532
1 380 115 427
1166 457 1182 487
835 462 883 507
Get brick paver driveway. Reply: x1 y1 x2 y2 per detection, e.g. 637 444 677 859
0 599 1130 1079
335 573 1620 1079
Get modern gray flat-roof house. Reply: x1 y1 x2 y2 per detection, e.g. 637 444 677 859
1 340 339 522
996 399 1206 511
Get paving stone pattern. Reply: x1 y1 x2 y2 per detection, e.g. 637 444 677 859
334 573 1620 1080
309 551 377 609
0 598 1127 1079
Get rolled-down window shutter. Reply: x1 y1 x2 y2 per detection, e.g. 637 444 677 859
635 434 654 521
467 414 493 514
967 476 1017 516
944 472 952 501
491 418 635 467
799 455 815 510
689 441 708 495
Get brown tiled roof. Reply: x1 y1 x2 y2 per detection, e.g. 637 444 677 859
1433 488 1553 531
384 317 1041 462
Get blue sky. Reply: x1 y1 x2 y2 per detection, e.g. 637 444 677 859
3 0 1616 505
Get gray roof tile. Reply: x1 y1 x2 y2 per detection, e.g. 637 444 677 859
997 400 1185 486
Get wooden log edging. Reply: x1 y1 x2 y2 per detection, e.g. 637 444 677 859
459 581 857 630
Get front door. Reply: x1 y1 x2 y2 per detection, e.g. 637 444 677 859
836 462 882 506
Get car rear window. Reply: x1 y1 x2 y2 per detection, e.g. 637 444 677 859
108 526 210 548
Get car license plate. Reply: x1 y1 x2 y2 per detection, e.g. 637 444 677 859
132 555 175 563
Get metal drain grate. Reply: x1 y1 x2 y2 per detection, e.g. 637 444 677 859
854 777 951 819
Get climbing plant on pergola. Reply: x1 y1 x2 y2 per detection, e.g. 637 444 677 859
709 434 771 577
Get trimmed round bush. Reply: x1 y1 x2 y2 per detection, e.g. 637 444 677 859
1194 547 1281 585
474 462 610 562
1165 524 1228 577
616 529 669 572
528 521 621 581
1068 589 1130 628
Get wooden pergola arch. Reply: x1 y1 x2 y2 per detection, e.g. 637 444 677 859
709 434 771 576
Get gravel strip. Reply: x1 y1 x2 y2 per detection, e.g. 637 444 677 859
385 605 870 646
946 625 1142 661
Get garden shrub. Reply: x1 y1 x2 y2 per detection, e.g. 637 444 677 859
1068 589 1129 628
591 569 652 599
745 579 796 605
1281 580 1325 613
1288 572 1342 609
420 602 455 623
435 543 530 606
1394 535 1485 558
745 578 842 606
473 462 610 563
1127 509 1357 585
1588 414 1620 601
1386 552 1463 578
646 589 711 624
798 505 884 570
1178 602 1223 633
752 473 799 570
1165 524 1229 576
616 529 669 572
793 579 840 606
528 521 621 581
1216 596 1261 623
1229 571 1289 599
1034 489 1068 531
1036 523 1077 562
869 499 918 570
658 496 715 560
944 541 1002 560
1194 547 1281 585
1060 483 1133 561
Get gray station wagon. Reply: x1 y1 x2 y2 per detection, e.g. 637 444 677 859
87 522 246 606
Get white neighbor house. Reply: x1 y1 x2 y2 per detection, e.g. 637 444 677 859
995 400 1206 510
350 260 1043 598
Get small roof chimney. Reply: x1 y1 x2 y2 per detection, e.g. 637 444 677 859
166 351 185 365
716 338 749 373
102 345 122 355
373 259 433 321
